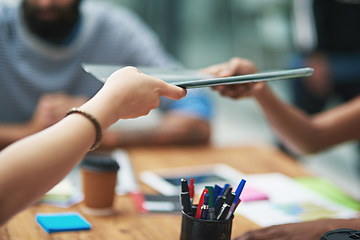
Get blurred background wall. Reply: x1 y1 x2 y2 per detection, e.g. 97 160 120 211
110 0 292 70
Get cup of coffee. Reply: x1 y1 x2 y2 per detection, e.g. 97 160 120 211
80 155 120 216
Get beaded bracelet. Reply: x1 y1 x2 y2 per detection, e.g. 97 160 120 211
65 108 102 151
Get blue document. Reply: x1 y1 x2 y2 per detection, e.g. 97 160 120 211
36 212 91 233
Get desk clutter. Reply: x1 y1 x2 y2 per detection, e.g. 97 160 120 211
136 164 260 214
238 173 360 227
5 146 360 239
34 151 360 238
38 179 83 208
138 164 359 228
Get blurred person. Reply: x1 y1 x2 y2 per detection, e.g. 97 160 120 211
0 0 212 150
204 57 360 240
291 0 360 114
0 66 187 225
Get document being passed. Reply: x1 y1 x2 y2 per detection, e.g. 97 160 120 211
82 63 313 89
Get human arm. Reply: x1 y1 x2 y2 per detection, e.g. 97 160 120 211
204 57 360 154
232 218 360 240
0 67 186 225
250 83 360 154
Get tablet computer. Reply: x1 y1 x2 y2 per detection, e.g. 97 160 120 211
170 67 313 88
82 63 313 89
139 163 245 196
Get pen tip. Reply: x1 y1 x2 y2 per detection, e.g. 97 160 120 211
181 178 189 192
204 193 209 203
190 178 194 185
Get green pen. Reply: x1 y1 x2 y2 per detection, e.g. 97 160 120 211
205 186 215 220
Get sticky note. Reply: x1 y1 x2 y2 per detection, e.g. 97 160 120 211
240 187 269 202
36 212 91 233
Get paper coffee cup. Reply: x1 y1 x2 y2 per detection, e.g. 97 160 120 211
80 155 119 216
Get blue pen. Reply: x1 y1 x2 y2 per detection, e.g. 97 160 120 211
214 183 230 207
213 184 222 202
228 179 246 218
201 193 209 220
235 179 246 199
219 184 230 197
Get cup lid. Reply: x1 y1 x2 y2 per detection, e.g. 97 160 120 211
81 156 120 172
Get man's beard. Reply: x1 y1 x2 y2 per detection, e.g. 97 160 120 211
21 0 81 43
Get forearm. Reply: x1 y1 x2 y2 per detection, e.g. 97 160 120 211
254 85 320 154
100 115 210 149
0 114 95 225
326 218 360 231
234 218 360 240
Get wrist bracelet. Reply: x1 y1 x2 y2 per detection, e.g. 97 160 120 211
65 108 102 151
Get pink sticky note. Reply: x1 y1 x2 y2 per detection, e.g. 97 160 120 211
240 187 269 202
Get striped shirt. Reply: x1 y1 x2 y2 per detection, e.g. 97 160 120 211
0 0 212 123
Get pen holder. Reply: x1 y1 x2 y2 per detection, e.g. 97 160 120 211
180 211 234 240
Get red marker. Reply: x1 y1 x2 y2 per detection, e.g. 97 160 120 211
189 178 195 204
195 189 208 218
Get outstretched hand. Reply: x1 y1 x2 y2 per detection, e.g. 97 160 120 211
81 66 187 129
202 57 265 99
202 57 258 78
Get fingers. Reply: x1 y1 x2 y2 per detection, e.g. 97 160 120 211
212 83 256 99
160 83 187 100
217 58 243 77
202 57 258 78
127 67 187 100
201 63 226 76
227 57 258 76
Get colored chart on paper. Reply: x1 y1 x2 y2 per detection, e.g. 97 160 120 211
275 202 337 222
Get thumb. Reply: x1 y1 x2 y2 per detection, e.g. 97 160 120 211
161 83 187 100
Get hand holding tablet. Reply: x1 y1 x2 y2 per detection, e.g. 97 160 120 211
170 67 314 89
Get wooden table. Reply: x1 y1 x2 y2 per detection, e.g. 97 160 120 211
0 145 309 240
